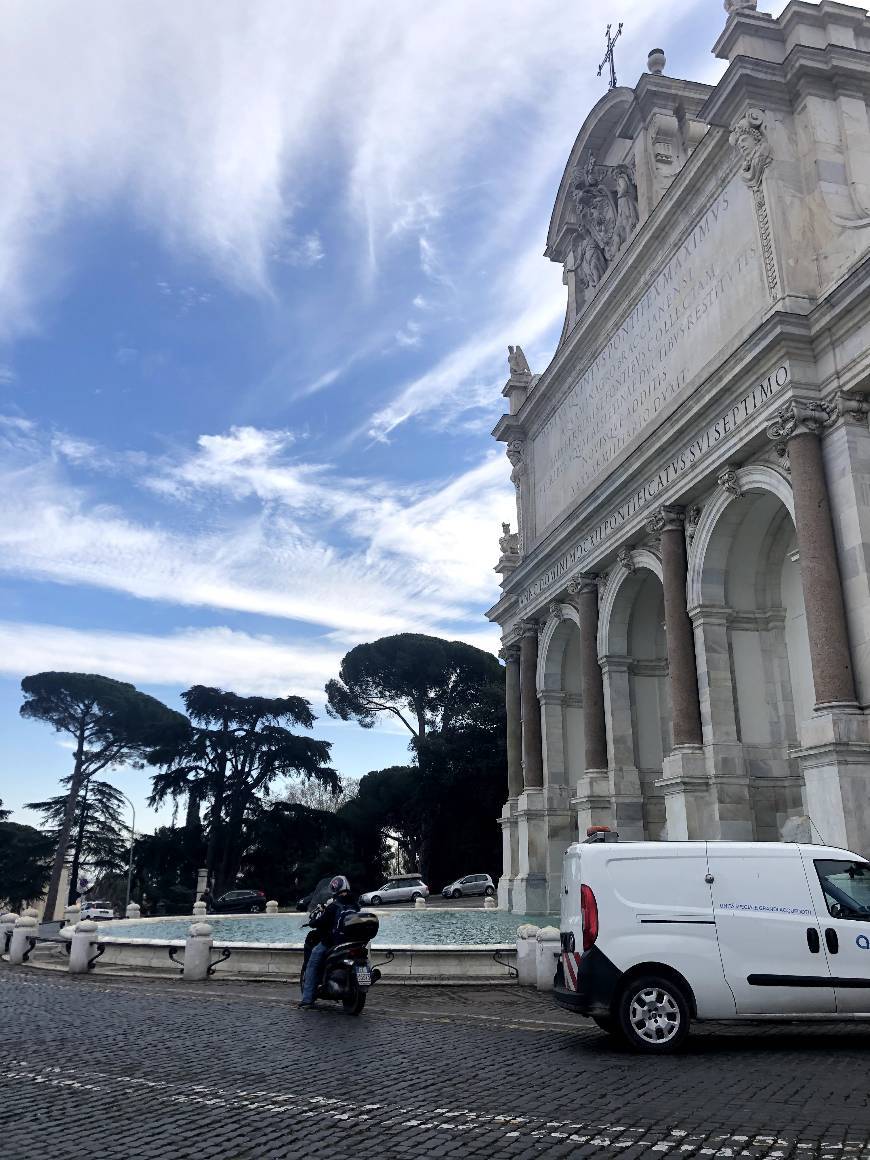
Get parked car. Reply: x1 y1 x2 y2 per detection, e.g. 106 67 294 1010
210 889 267 913
360 876 429 905
79 900 115 921
554 827 870 1052
441 873 496 899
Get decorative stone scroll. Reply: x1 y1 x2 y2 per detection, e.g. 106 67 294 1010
730 109 778 299
717 465 743 499
506 439 526 554
685 505 702 544
838 392 870 426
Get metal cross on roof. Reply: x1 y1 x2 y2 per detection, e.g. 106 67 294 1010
597 22 624 90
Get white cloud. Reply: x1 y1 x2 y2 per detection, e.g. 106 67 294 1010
0 421 514 638
0 620 338 700
0 0 699 335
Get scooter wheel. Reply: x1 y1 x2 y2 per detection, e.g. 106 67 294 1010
342 990 367 1016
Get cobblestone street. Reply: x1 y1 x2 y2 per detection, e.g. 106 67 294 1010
3 966 870 1159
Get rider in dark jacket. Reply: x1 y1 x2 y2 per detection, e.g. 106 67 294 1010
299 875 359 1008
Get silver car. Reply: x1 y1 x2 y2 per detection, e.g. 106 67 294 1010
360 876 429 905
441 873 495 899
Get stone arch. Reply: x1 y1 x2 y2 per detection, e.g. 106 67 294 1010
598 548 663 657
687 465 794 609
536 603 581 692
597 548 669 840
535 605 585 796
688 464 807 841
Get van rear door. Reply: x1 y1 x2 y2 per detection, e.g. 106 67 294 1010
707 844 835 1014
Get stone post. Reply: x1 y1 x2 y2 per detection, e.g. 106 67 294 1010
654 506 703 746
503 643 523 798
69 919 99 974
125 902 141 921
192 900 208 920
0 912 17 957
266 900 279 914
568 574 608 771
183 922 213 982
515 924 540 986
768 400 857 709
9 916 38 966
63 905 80 929
519 621 543 788
534 925 561 992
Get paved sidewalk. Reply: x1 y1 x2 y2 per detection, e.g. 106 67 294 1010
3 965 870 1158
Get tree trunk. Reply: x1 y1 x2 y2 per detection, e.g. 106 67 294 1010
42 720 87 922
217 787 246 895
67 782 90 906
204 759 226 891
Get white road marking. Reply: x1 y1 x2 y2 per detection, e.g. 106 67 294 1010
1 1058 869 1156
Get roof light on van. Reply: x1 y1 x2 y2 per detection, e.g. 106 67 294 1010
583 826 619 844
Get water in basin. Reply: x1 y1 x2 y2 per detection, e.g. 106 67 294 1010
100 909 555 946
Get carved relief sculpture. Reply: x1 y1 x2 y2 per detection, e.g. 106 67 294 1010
505 440 526 554
569 153 640 307
730 108 778 298
617 546 636 573
685 506 702 544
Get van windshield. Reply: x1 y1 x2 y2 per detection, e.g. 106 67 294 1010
814 859 870 919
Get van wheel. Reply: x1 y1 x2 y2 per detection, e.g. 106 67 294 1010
592 1015 617 1036
617 975 690 1053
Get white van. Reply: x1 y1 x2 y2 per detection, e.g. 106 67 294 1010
554 829 870 1051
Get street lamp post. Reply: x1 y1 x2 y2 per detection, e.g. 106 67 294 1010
116 791 136 909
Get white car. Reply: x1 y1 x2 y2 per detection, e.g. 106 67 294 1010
554 828 870 1052
79 900 115 921
360 877 429 905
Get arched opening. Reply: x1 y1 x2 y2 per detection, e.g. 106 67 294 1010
600 562 670 839
538 614 585 792
694 487 810 839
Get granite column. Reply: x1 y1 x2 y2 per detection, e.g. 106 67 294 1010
656 506 703 746
503 644 523 797
768 401 857 708
519 621 544 788
568 574 608 770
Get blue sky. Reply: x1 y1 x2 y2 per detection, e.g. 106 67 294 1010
0 0 738 833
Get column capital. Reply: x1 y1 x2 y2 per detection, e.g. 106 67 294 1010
766 398 837 445
566 572 599 597
646 504 685 535
518 618 540 639
499 643 521 663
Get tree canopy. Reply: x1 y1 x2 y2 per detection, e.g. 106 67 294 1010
0 821 54 912
148 685 337 896
325 633 503 740
20 672 186 921
325 635 507 886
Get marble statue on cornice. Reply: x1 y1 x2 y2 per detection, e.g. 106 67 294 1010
724 0 757 12
507 345 532 378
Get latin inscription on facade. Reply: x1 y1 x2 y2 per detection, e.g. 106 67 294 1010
519 364 790 609
532 173 768 537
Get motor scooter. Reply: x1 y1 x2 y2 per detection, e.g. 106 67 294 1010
300 909 381 1015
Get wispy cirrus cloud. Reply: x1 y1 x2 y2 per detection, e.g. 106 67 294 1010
0 0 697 336
3 419 514 639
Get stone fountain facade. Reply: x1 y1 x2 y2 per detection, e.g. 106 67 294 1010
490 0 870 912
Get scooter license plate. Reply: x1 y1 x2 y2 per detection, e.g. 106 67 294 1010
356 965 372 987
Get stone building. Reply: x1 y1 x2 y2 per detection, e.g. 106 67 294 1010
488 0 870 913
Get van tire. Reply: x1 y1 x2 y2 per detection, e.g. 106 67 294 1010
616 974 690 1053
